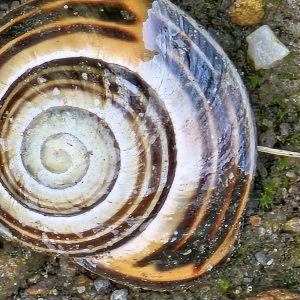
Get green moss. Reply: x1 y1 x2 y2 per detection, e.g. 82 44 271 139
259 193 271 209
259 177 290 209
277 157 290 170
286 133 300 148
247 70 266 91
259 180 276 209
277 108 289 122
281 178 290 189
271 95 285 105
218 279 231 294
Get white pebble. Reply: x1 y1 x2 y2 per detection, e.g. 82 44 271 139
247 25 290 70
94 278 110 293
52 87 60 96
76 286 86 294
37 76 47 84
110 289 128 300
82 72 88 80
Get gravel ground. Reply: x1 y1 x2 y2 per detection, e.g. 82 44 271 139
0 0 299 299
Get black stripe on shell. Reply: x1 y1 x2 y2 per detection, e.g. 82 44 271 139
0 56 177 255
134 0 254 270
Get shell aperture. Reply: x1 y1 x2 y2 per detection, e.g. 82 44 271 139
0 0 256 289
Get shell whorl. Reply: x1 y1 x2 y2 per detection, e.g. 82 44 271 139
0 0 256 290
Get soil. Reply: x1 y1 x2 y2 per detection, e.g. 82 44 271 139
0 0 299 299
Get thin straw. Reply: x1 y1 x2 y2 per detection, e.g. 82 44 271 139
257 146 300 158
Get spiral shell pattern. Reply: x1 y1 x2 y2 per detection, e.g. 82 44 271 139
0 0 256 289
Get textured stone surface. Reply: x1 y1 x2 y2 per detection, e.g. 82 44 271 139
246 289 300 300
247 25 291 70
283 218 300 235
0 240 46 299
110 289 129 300
229 0 265 26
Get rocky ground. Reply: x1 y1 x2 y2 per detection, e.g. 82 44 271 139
0 0 299 299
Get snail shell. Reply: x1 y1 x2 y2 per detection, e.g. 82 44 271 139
0 0 256 290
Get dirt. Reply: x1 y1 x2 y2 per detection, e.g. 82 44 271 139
0 0 299 299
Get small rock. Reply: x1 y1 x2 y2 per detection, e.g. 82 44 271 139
11 1 20 9
58 257 78 277
282 188 289 199
247 25 290 70
0 4 9 11
283 218 300 235
280 123 291 136
229 0 265 26
243 277 253 284
286 171 296 179
27 274 41 284
246 289 300 299
25 276 58 297
249 215 262 227
76 286 86 294
259 129 276 147
0 242 46 299
73 275 93 295
94 278 110 293
110 289 129 300
26 286 58 297
255 251 273 266
258 227 266 237
52 87 60 95
74 275 93 287
37 76 47 84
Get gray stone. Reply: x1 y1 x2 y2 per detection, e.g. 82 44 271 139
254 251 273 266
259 129 277 147
110 289 129 300
280 123 291 136
11 1 20 9
243 277 253 284
0 241 46 299
94 278 110 293
0 4 9 11
76 286 86 294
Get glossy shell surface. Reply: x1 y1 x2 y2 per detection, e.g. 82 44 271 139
0 0 256 289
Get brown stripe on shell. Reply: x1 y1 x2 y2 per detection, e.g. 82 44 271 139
0 63 115 215
77 175 252 289
0 0 153 66
0 0 256 290
0 104 121 216
0 2 138 48
0 0 139 32
174 83 244 264
128 3 250 272
0 104 147 252
73 0 256 289
0 21 137 64
0 54 176 254
146 32 219 253
137 4 226 255
0 118 167 254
